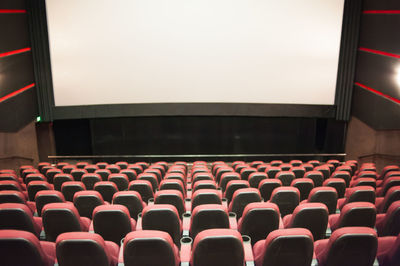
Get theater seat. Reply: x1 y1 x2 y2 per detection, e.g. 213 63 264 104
283 203 328 241
190 204 230 238
61 181 86 202
93 204 136 245
112 191 146 220
258 179 282 201
154 190 186 218
314 227 378 266
35 190 65 216
304 187 337 214
81 173 102 190
337 186 376 210
27 181 53 201
219 172 240 192
193 180 217 192
0 203 42 237
192 189 222 211
248 172 268 189
56 232 119 266
329 202 376 232
375 186 400 213
0 190 35 213
42 202 90 242
229 188 262 219
191 229 245 266
94 181 118 203
304 171 324 187
238 202 281 245
269 187 300 217
224 180 250 203
376 201 400 237
108 173 129 191
73 190 106 219
253 228 314 266
123 230 180 266
291 178 314 201
377 233 400 266
0 229 56 266
276 171 295 186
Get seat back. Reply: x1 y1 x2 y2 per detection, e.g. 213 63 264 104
380 201 400 236
108 173 129 191
219 172 240 192
238 202 280 245
191 229 244 266
27 181 52 201
141 205 182 247
159 179 185 196
258 179 282 201
0 203 37 235
112 191 145 220
270 187 300 217
154 190 185 218
304 171 324 187
70 169 87 182
229 188 262 218
53 174 74 191
380 186 400 213
35 190 65 216
42 203 84 242
73 190 105 219
138 173 159 192
61 181 86 202
93 204 134 244
266 167 281 179
81 173 102 190
123 230 179 266
276 171 295 186
0 190 26 205
193 180 217 192
248 172 268 189
56 232 112 266
318 227 377 266
94 169 111 181
323 178 346 198
255 228 314 266
192 189 222 211
0 230 52 266
128 180 154 203
288 203 328 241
308 187 338 214
344 186 376 206
224 180 249 203
291 178 314 201
190 204 230 238
335 202 376 230
94 181 118 203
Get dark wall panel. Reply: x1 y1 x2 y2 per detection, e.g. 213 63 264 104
0 0 26 9
0 52 35 98
53 119 92 156
355 51 400 100
363 0 400 10
359 14 400 54
0 14 30 53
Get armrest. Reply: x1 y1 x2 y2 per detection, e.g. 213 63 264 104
229 212 237 230
242 235 254 264
222 198 228 209
89 220 94 233
185 198 192 213
136 213 142 230
118 241 124 264
180 237 192 266
182 213 191 236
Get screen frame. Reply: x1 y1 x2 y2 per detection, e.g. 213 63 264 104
27 0 362 121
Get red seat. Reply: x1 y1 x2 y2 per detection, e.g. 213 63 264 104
94 181 118 203
291 178 314 201
53 174 74 191
138 173 159 192
94 169 112 181
0 229 55 266
0 190 35 213
81 173 102 190
304 171 324 187
123 230 180 266
128 180 154 204
159 179 185 196
329 202 376 232
275 171 295 186
192 189 223 211
73 190 105 219
193 180 217 192
229 188 262 219
248 172 268 189
253 228 314 266
27 181 53 201
323 178 346 198
376 201 400 237
269 187 300 217
0 203 42 237
108 173 129 191
70 169 87 181
56 232 119 266
112 191 146 220
154 190 186 218
314 227 378 266
35 190 65 216
258 179 282 201
376 186 400 213
190 204 230 238
61 181 86 202
377 233 400 266
303 187 337 214
337 186 376 210
219 172 240 192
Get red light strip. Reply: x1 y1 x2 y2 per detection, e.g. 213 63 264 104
355 82 400 104
364 10 400 14
0 48 31 58
0 83 35 103
0 9 26 14
359 47 400 60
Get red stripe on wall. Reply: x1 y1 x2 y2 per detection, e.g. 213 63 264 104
355 82 400 104
359 47 400 60
0 9 26 14
364 10 400 14
0 83 35 103
0 47 31 58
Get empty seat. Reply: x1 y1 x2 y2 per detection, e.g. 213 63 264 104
276 171 295 186
128 180 154 203
283 203 328 241
191 229 244 266
154 190 185 218
192 189 222 211
248 172 268 189
0 190 33 213
73 190 105 219
42 202 90 242
56 232 119 266
35 190 65 216
238 202 280 245
141 204 182 247
123 230 179 266
291 178 314 201
331 171 352 187
279 163 291 171
84 164 99 173
45 168 62 184
216 167 234 183
266 166 281 179
377 177 400 197
116 161 129 169
127 164 143 174
190 204 230 238
258 179 282 201
0 229 56 266
120 169 137 182
93 204 136 244
329 202 377 232
229 188 262 219
105 164 120 174
305 187 338 214
240 167 257 181
224 180 249 203
62 165 75 174
314 165 330 180
0 173 19 182
219 172 240 192
350 178 377 189
376 201 400 236
61 181 86 202
138 173 159 192
193 180 217 192
0 203 42 237
290 160 303 167
379 165 400 180
94 181 118 203
357 171 378 180
270 160 283 167
304 171 324 187
290 166 306 178
269 187 300 217
112 191 146 220
323 178 346 198
94 169 111 181
337 186 376 210
53 174 74 191
314 227 377 266
108 173 129 191
376 186 400 213
0 180 25 194
70 169 87 181
81 173 102 190
25 173 47 185
76 162 89 169
253 228 314 266
159 179 185 196
377 231 400 266
27 181 53 201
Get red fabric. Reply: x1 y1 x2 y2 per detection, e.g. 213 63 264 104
331 202 376 231
0 180 24 192
155 189 184 201
350 178 376 187
112 190 145 206
378 186 400 213
142 204 182 227
0 203 41 235
61 181 85 190
253 228 313 266
288 203 328 228
292 178 314 186
192 188 222 200
73 190 105 203
323 178 345 186
270 186 300 199
94 181 118 190
35 190 65 201
42 202 88 230
238 202 280 230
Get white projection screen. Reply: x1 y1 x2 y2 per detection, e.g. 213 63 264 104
46 0 345 107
